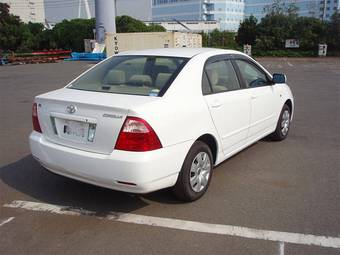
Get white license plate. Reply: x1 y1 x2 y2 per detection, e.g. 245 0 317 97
60 119 89 142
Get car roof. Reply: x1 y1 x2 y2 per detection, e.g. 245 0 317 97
118 48 242 58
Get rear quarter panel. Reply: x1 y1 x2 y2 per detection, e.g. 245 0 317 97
128 52 222 160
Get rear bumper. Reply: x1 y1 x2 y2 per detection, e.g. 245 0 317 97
29 131 192 193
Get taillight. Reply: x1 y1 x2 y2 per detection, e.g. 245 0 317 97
32 103 42 133
115 117 162 152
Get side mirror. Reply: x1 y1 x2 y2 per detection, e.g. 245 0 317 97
272 73 287 84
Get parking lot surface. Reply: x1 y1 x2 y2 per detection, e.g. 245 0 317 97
0 58 339 255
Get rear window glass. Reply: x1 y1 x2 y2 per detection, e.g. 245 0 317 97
68 55 188 96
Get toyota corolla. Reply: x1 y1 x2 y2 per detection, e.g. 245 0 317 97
29 48 294 201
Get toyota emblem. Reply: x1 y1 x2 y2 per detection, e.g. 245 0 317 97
66 105 77 114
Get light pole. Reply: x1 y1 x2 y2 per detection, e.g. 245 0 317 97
321 0 327 21
95 0 117 44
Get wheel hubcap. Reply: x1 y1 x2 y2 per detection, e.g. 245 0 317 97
190 152 211 193
281 110 290 136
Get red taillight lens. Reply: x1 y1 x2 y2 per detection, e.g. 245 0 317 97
32 103 42 133
115 117 162 152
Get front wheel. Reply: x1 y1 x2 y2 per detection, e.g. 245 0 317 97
270 104 291 141
173 141 213 202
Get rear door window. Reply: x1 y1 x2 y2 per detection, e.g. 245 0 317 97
204 59 241 94
68 56 188 97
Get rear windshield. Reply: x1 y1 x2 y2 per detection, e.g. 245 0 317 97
68 55 188 96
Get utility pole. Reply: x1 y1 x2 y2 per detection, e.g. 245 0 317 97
95 0 117 44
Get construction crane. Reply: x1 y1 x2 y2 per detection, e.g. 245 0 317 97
77 0 91 19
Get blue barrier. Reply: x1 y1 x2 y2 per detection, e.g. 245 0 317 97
65 52 107 61
0 58 9 65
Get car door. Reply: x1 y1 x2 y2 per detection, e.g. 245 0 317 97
203 56 251 156
234 59 276 141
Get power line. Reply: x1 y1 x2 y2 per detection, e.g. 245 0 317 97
2 0 96 9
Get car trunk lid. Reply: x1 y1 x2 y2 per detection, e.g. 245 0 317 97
35 88 159 155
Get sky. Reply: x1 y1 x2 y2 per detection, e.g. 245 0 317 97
44 0 151 23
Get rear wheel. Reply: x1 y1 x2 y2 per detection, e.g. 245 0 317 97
173 141 213 202
270 104 291 141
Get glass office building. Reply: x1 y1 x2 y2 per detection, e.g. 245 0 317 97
152 0 245 31
152 0 339 31
245 0 340 21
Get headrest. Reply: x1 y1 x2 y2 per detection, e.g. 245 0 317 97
103 69 126 85
206 69 218 86
155 73 172 89
128 75 152 87
154 65 170 73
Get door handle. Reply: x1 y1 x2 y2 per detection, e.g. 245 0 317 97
211 100 222 108
251 95 258 99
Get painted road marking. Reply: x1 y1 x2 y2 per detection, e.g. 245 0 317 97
4 200 340 249
0 217 15 227
279 242 285 255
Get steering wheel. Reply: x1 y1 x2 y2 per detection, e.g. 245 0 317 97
249 78 267 88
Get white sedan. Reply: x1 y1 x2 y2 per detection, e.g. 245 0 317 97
29 48 294 201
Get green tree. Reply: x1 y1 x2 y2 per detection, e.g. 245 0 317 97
116 15 165 33
0 3 27 51
21 22 45 51
203 29 237 49
292 17 327 50
145 23 166 32
236 15 257 45
38 29 57 50
0 3 47 52
256 14 296 50
53 18 95 52
327 12 340 51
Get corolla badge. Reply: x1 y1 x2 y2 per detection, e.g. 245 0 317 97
66 105 77 114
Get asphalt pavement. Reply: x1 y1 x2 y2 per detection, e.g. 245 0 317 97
0 57 339 255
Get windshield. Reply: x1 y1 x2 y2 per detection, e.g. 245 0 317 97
68 55 189 97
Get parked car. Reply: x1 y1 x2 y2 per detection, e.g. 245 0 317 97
29 48 294 201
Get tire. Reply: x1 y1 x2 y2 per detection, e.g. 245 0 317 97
270 104 291 141
173 141 213 202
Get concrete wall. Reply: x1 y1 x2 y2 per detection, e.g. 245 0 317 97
105 32 202 57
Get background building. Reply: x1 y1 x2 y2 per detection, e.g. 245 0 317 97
0 0 46 23
3 0 338 30
44 0 151 24
145 20 220 33
152 0 245 31
245 0 340 21
117 0 152 21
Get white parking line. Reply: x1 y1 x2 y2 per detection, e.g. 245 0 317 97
287 61 294 67
279 242 285 255
4 200 340 249
0 217 15 227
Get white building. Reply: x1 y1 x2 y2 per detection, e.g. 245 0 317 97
0 0 46 23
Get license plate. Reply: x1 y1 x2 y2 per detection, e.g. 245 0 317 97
64 120 87 136
59 119 90 142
